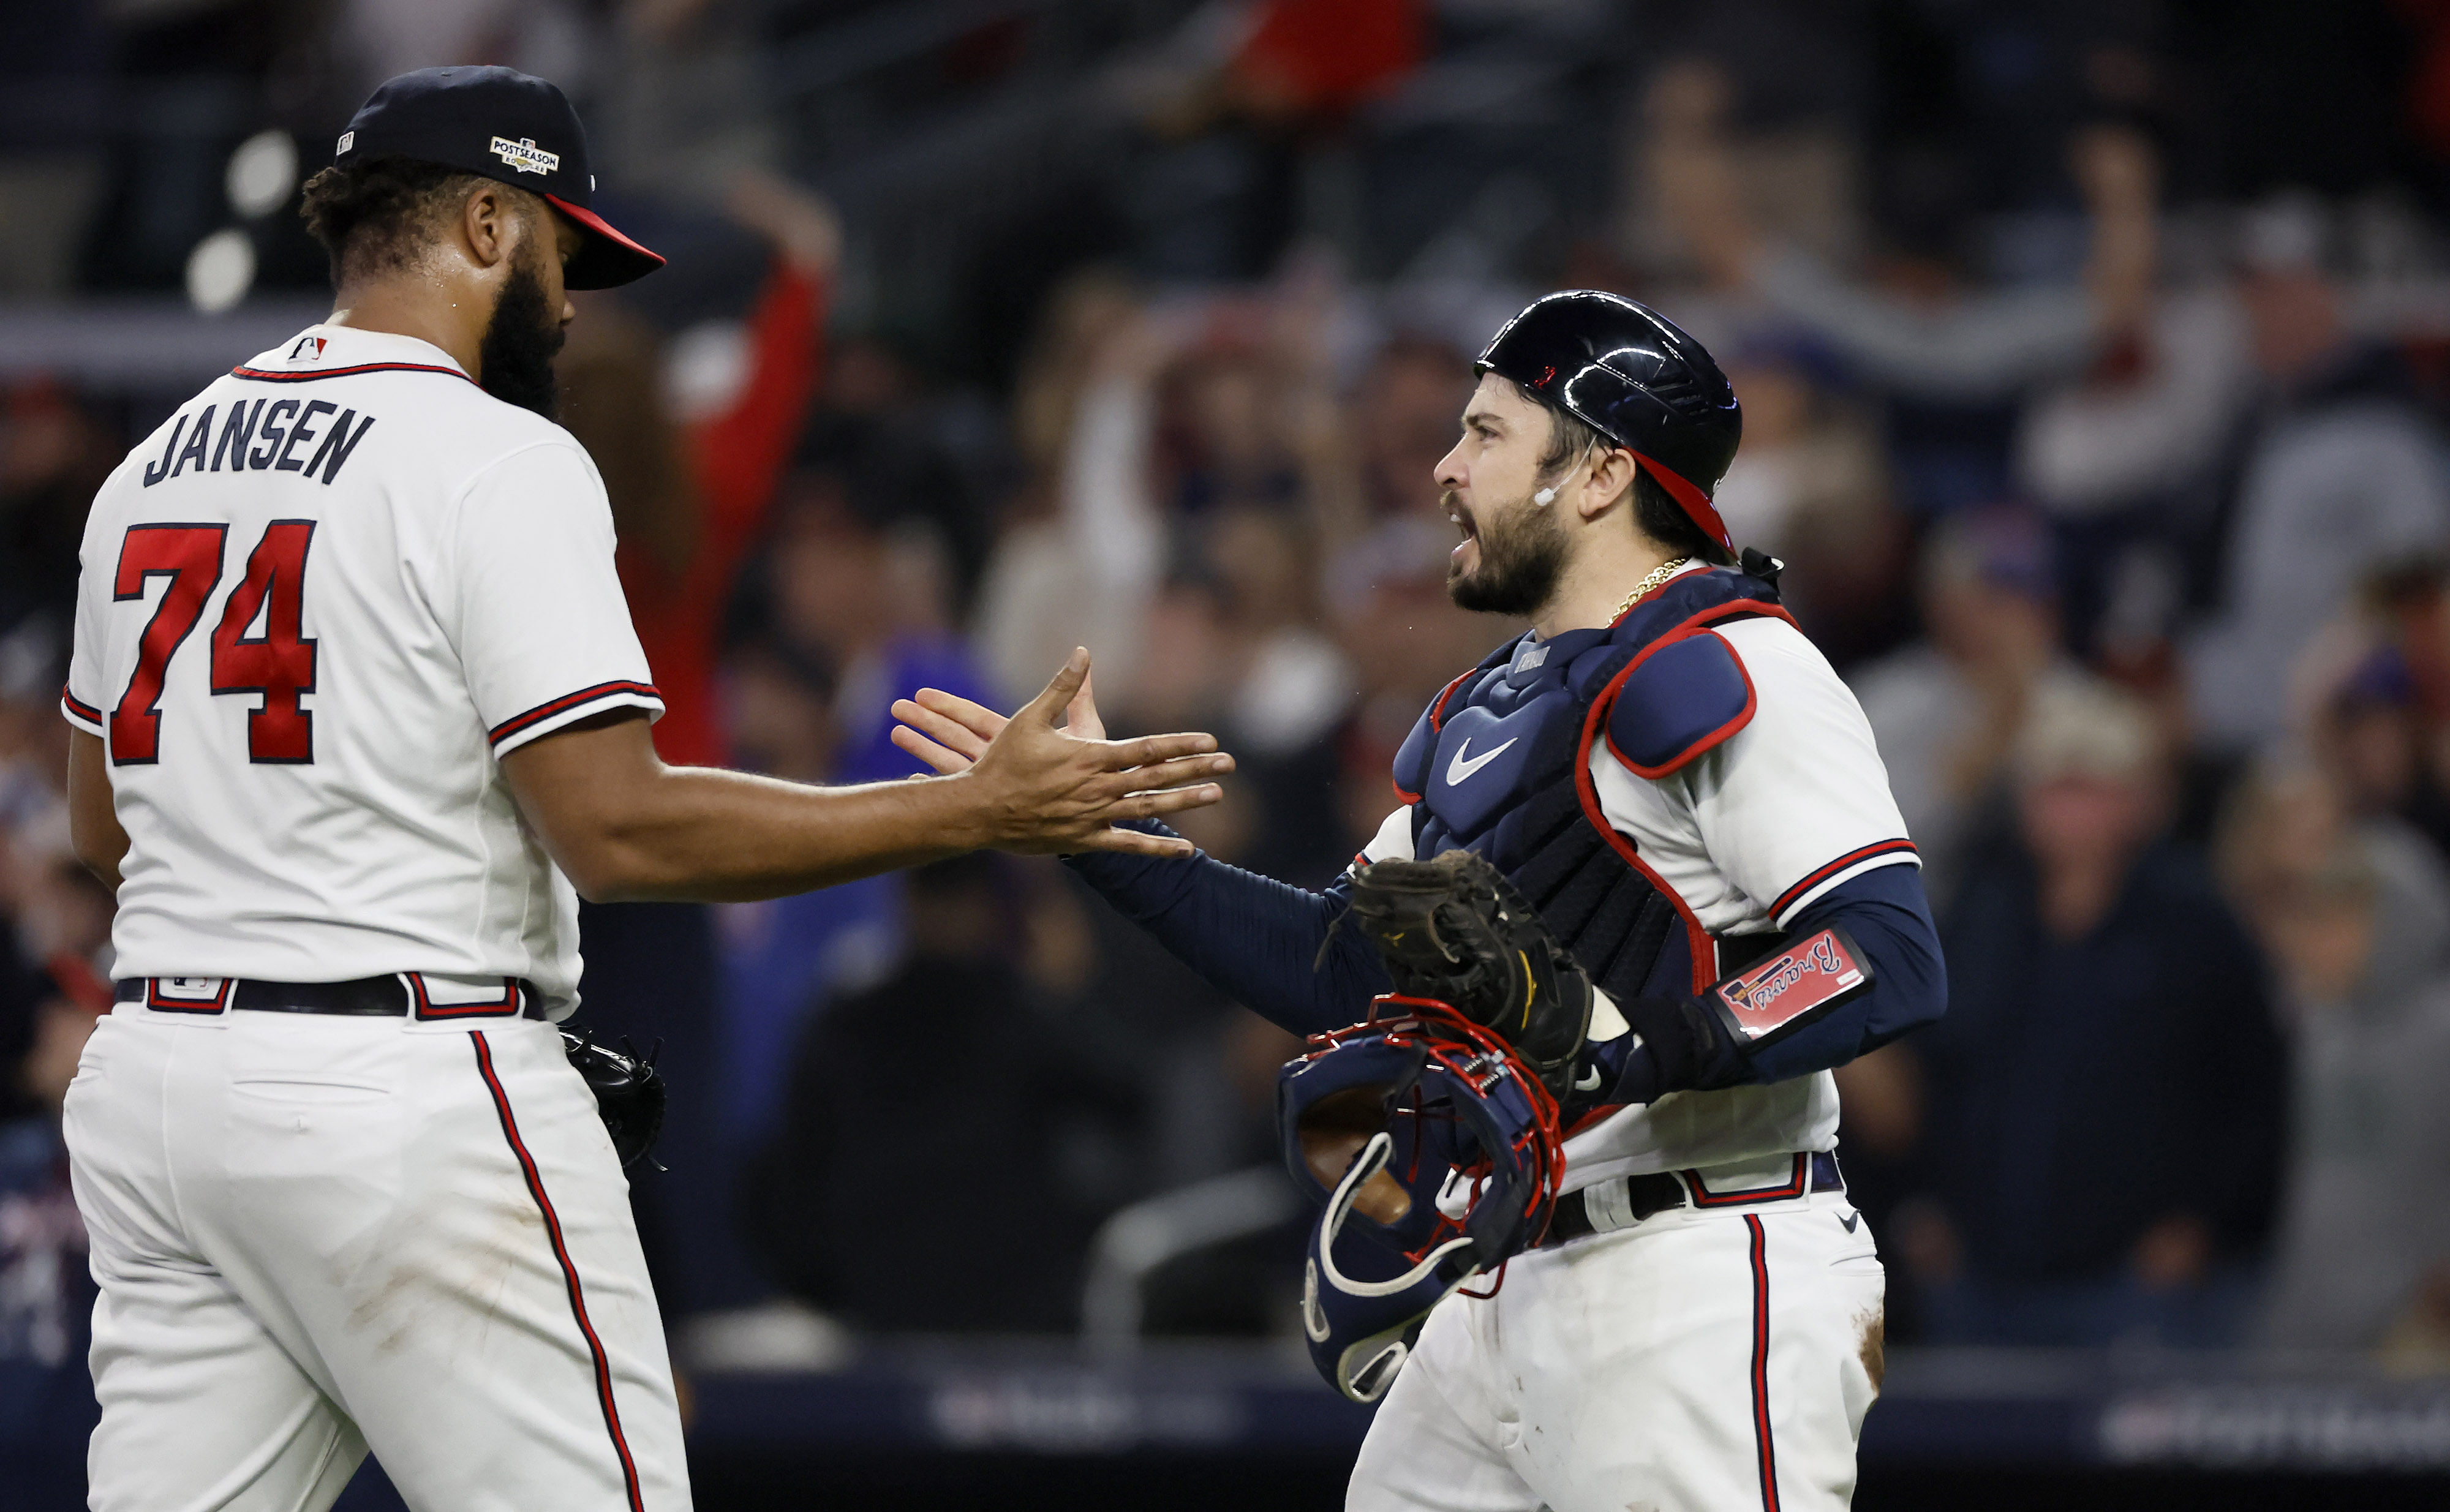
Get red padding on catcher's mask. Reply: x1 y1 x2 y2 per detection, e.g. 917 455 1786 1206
1630 449 1736 558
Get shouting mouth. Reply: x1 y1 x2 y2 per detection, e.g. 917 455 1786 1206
1446 495 1478 571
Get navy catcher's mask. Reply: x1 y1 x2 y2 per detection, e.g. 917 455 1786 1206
1277 996 1568 1402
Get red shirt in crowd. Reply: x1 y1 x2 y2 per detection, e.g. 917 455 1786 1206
617 264 827 768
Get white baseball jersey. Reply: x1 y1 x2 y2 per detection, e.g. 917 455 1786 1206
62 324 662 1012
1358 571 1916 1187
1347 568 1904 1512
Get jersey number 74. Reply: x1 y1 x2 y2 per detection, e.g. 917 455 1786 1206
109 520 318 766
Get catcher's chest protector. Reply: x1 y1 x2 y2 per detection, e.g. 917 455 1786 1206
1392 565 1786 1001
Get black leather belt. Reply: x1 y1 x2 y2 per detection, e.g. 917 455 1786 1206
1541 1151 1844 1247
115 974 546 1021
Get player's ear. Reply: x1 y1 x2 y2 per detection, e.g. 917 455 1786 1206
1578 447 1638 523
461 182 513 270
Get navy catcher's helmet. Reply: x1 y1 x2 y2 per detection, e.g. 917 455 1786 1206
1475 290 1743 557
1278 996 1568 1402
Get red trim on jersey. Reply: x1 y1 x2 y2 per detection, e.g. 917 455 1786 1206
230 361 476 386
60 684 101 724
1598 629 1759 780
487 681 663 747
1745 1214 1781 1512
1767 840 1920 923
469 1032 647 1512
1686 1153 1810 1208
143 976 232 1014
1571 601 1784 991
409 973 523 1020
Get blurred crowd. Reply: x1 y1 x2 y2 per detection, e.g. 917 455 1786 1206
13 7 2450 1480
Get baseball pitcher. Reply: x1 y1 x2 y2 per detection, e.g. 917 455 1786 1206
60 67 1231 1511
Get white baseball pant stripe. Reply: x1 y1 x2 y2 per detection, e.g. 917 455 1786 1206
64 1006 688 1511
1346 1184 1883 1512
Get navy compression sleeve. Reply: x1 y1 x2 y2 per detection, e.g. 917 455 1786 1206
1743 859 1948 1081
1063 822 1393 1036
1599 860 1947 1100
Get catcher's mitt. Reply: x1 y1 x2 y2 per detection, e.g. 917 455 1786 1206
1339 849 1593 1099
561 1030 667 1171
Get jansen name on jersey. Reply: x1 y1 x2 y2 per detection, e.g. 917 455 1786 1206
64 325 664 1014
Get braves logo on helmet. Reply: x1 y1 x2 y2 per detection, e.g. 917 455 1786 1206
1278 996 1567 1402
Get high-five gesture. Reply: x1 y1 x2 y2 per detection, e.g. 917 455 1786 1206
956 649 1223 857
488 647 1226 903
892 660 1099 773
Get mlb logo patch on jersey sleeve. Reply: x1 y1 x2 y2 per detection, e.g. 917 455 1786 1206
1704 926 1871 1048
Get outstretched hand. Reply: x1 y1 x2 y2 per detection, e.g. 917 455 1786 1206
911 650 1225 859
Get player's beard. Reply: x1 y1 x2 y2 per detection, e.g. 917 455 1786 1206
478 241 565 420
1446 487 1569 617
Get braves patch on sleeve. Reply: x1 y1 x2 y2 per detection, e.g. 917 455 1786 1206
1703 925 1872 1050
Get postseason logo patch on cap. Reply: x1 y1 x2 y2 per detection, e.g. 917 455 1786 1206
489 135 559 175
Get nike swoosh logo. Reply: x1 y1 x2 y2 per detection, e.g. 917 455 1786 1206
1838 1211 1860 1233
1446 736 1518 786
1573 1064 1602 1093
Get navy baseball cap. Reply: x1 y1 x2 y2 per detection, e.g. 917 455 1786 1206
333 66 663 290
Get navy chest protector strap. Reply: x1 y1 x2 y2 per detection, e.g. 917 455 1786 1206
1391 559 1792 1002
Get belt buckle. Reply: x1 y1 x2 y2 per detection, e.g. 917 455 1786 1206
144 976 232 1014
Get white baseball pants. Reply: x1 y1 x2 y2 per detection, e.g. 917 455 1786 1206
64 1004 688 1511
1348 1176 1884 1512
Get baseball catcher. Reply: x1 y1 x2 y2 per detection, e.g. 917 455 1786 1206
894 289 1946 1512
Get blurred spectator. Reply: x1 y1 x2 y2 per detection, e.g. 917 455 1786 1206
2301 630 2450 859
974 274 1360 774
2011 137 2258 661
974 279 1172 702
1711 345 1907 664
0 746 110 1507
711 438 1001 1205
562 171 834 771
1850 509 2086 904
2185 194 2450 751
337 0 597 100
1909 677 2286 1347
554 173 834 1314
1349 332 1468 524
596 0 782 200
2220 770 2450 1353
1619 53 1865 285
1226 0 1424 123
737 465 998 784
1 384 116 633
712 638 898 1153
799 335 1000 617
1657 79 2154 407
740 854 1145 1333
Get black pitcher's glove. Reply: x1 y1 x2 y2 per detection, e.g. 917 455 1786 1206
561 1030 667 1171
1341 849 1594 1099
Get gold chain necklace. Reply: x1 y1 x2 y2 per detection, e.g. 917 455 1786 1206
1612 557 1693 622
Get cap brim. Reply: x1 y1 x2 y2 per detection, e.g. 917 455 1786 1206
545 194 665 289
